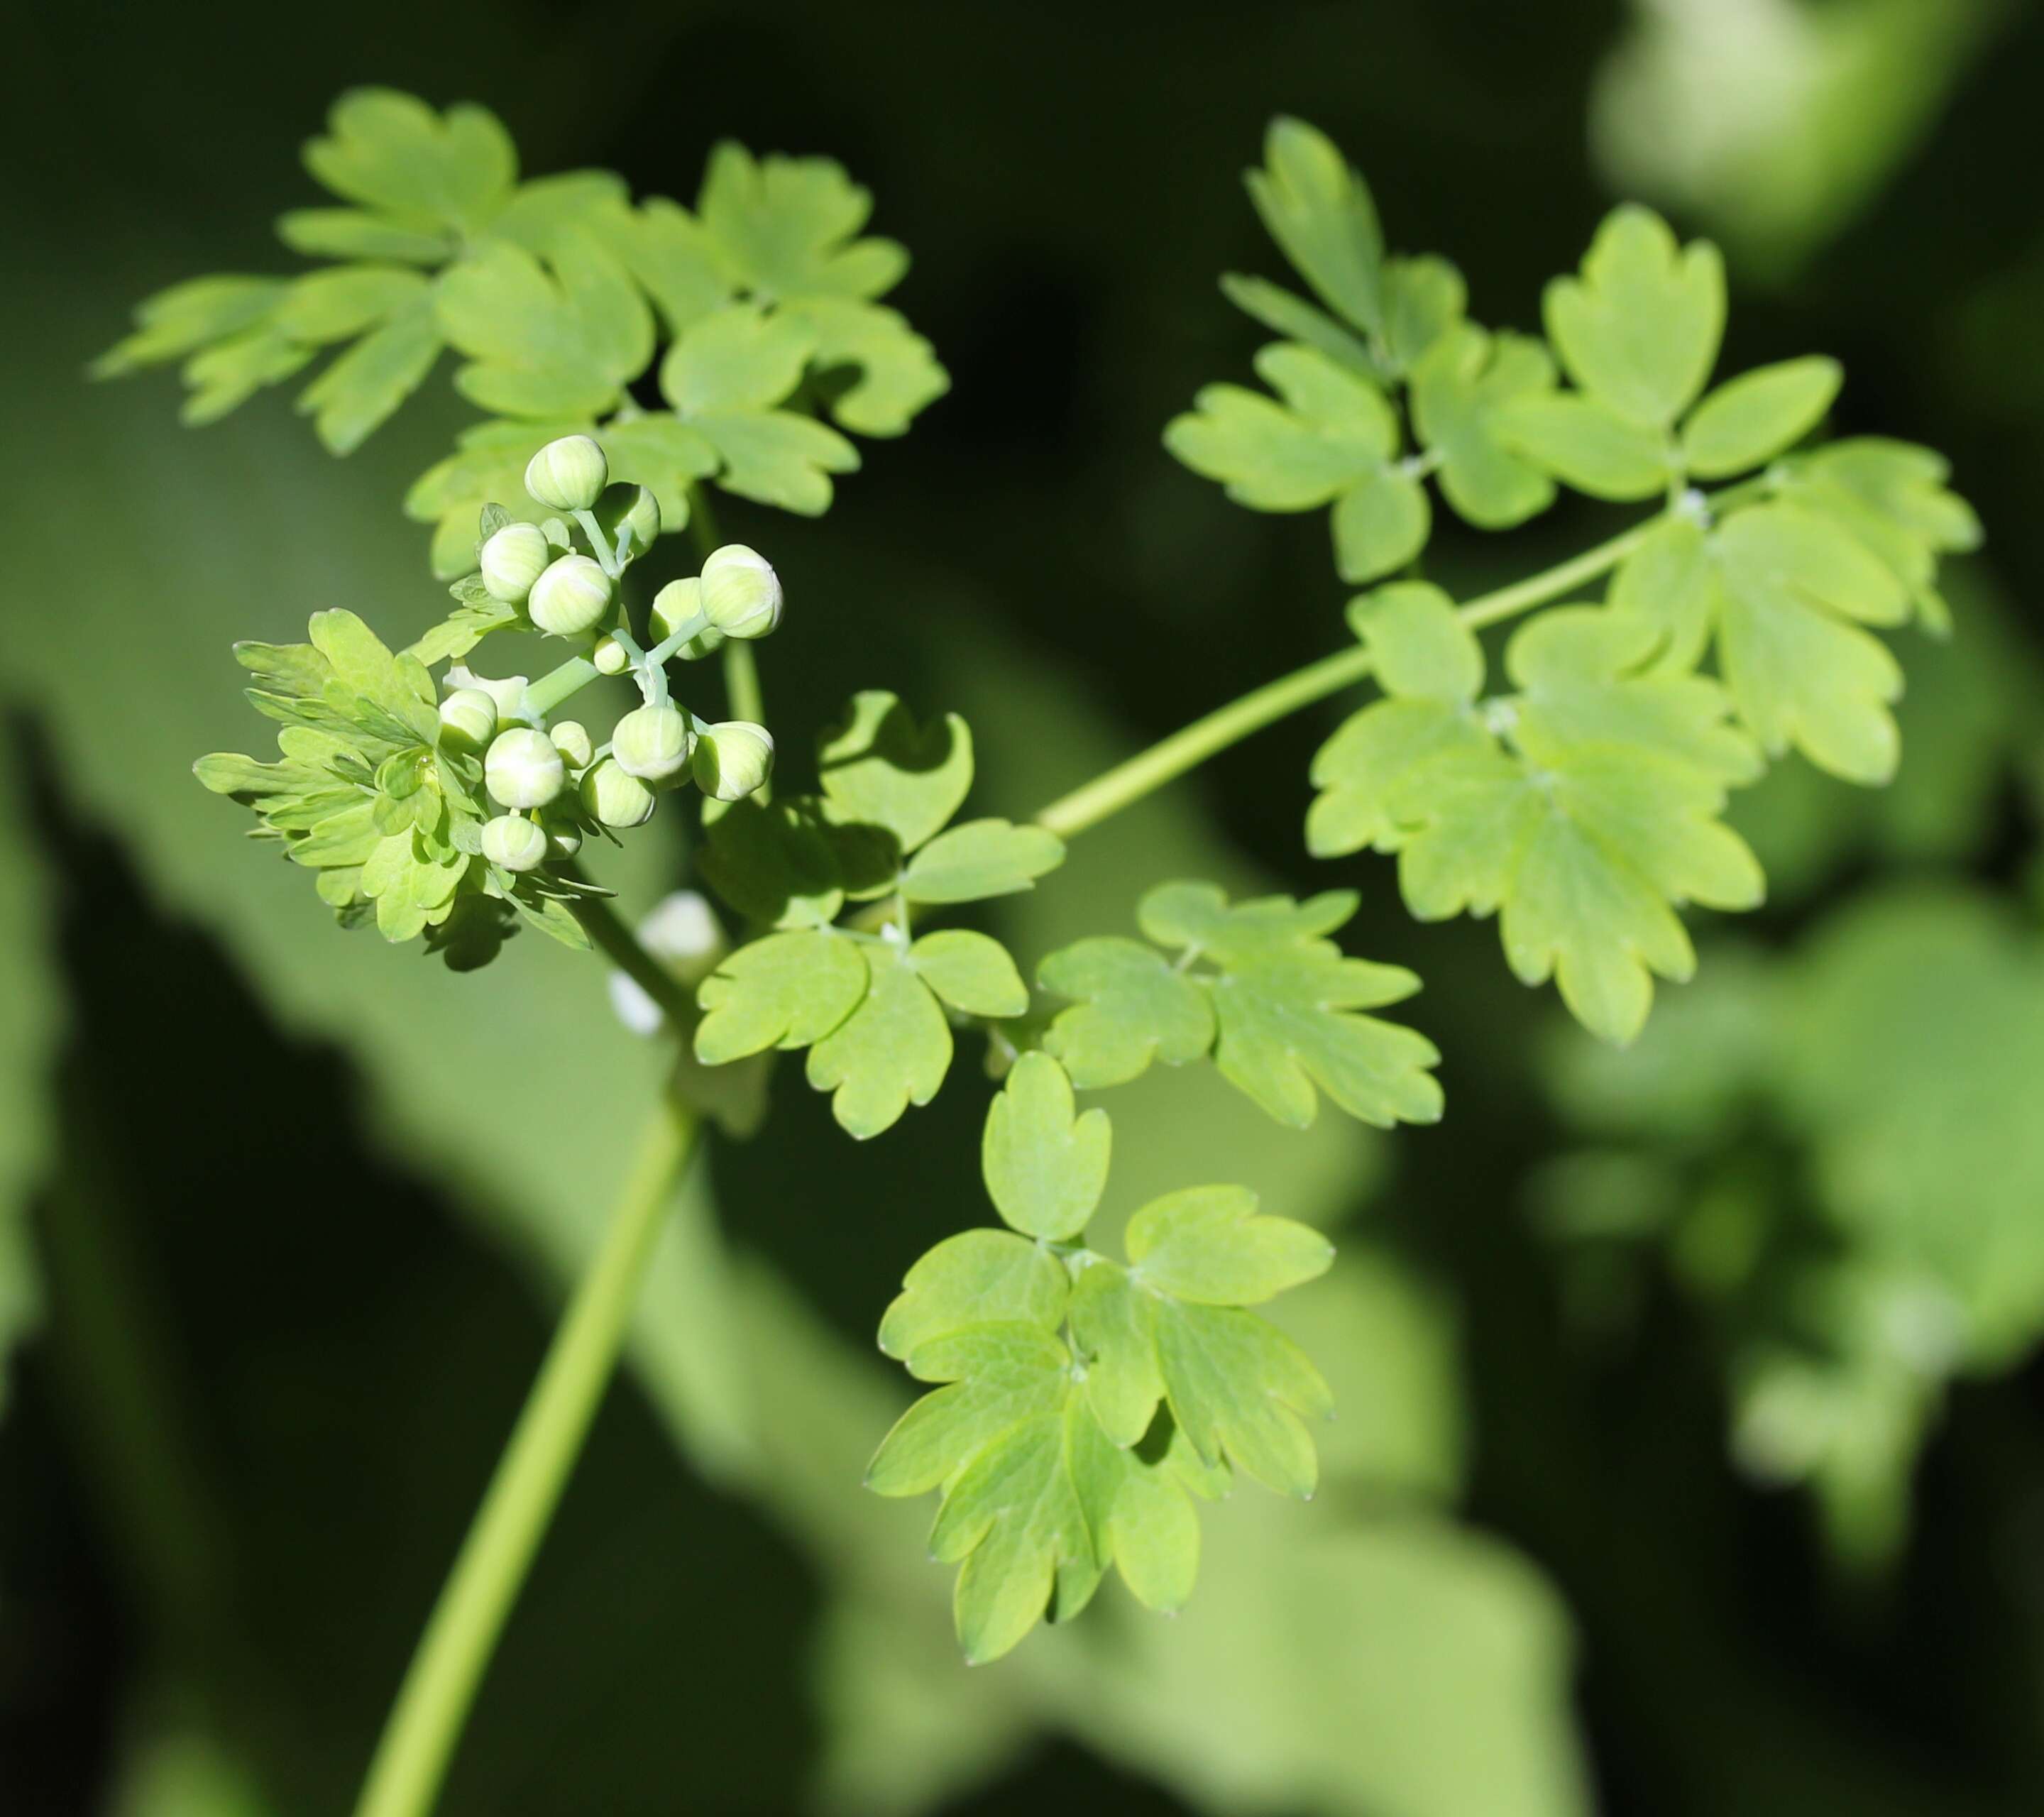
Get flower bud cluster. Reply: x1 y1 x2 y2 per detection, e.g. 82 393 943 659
441 435 789 880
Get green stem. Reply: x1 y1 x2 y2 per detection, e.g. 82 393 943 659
525 657 600 720
352 1095 700 1817
1033 502 1713 840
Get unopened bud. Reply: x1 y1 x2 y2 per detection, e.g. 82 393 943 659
524 434 608 513
481 813 549 872
581 756 657 828
593 483 661 564
699 544 782 639
484 727 566 809
591 634 632 676
527 554 614 639
549 720 595 771
542 809 585 860
651 577 702 642
478 522 550 603
691 720 776 801
438 687 498 755
612 703 694 783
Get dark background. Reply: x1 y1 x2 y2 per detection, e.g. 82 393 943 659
6 2 2044 1813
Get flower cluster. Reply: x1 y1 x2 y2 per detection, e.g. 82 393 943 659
197 435 784 970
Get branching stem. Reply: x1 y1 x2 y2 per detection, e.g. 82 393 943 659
1033 484 1762 839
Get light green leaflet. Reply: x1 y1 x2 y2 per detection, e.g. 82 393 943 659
1164 342 1429 583
1040 879 1442 1128
1610 496 1931 784
1544 204 1725 431
1177 117 1559 571
691 695 1053 1137
1309 586 1764 1044
1501 202 1842 503
192 608 603 970
96 89 947 573
868 1063 1332 1659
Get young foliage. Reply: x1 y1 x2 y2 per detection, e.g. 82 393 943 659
1038 881 1443 1126
95 89 947 573
867 1053 1333 1662
1309 586 1763 1043
691 692 1062 1138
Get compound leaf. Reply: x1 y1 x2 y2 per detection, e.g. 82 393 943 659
1138 882 1444 1129
806 940 954 1138
982 1053 1111 1242
1038 938 1216 1089
786 297 951 437
659 302 815 415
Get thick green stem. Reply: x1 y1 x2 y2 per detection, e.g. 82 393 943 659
524 656 600 720
352 1095 700 1817
1033 505 1698 839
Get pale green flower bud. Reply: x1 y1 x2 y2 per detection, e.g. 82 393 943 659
549 720 595 771
612 703 694 783
527 554 614 639
524 434 608 512
700 544 783 639
650 577 702 642
484 727 566 809
478 521 551 603
542 808 584 860
481 813 549 872
691 720 776 801
593 483 661 563
581 756 657 828
591 634 632 676
437 686 498 756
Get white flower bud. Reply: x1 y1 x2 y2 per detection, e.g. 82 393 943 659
699 544 783 639
524 434 608 512
691 720 776 801
591 635 632 676
484 727 566 809
650 577 702 642
527 554 614 639
478 522 551 603
581 756 657 828
437 686 498 756
549 720 595 771
612 703 694 783
447 666 534 725
481 813 549 872
593 483 661 563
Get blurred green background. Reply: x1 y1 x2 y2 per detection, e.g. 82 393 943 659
6 1 2044 1811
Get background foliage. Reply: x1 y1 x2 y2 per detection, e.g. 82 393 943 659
5 1 2044 1812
